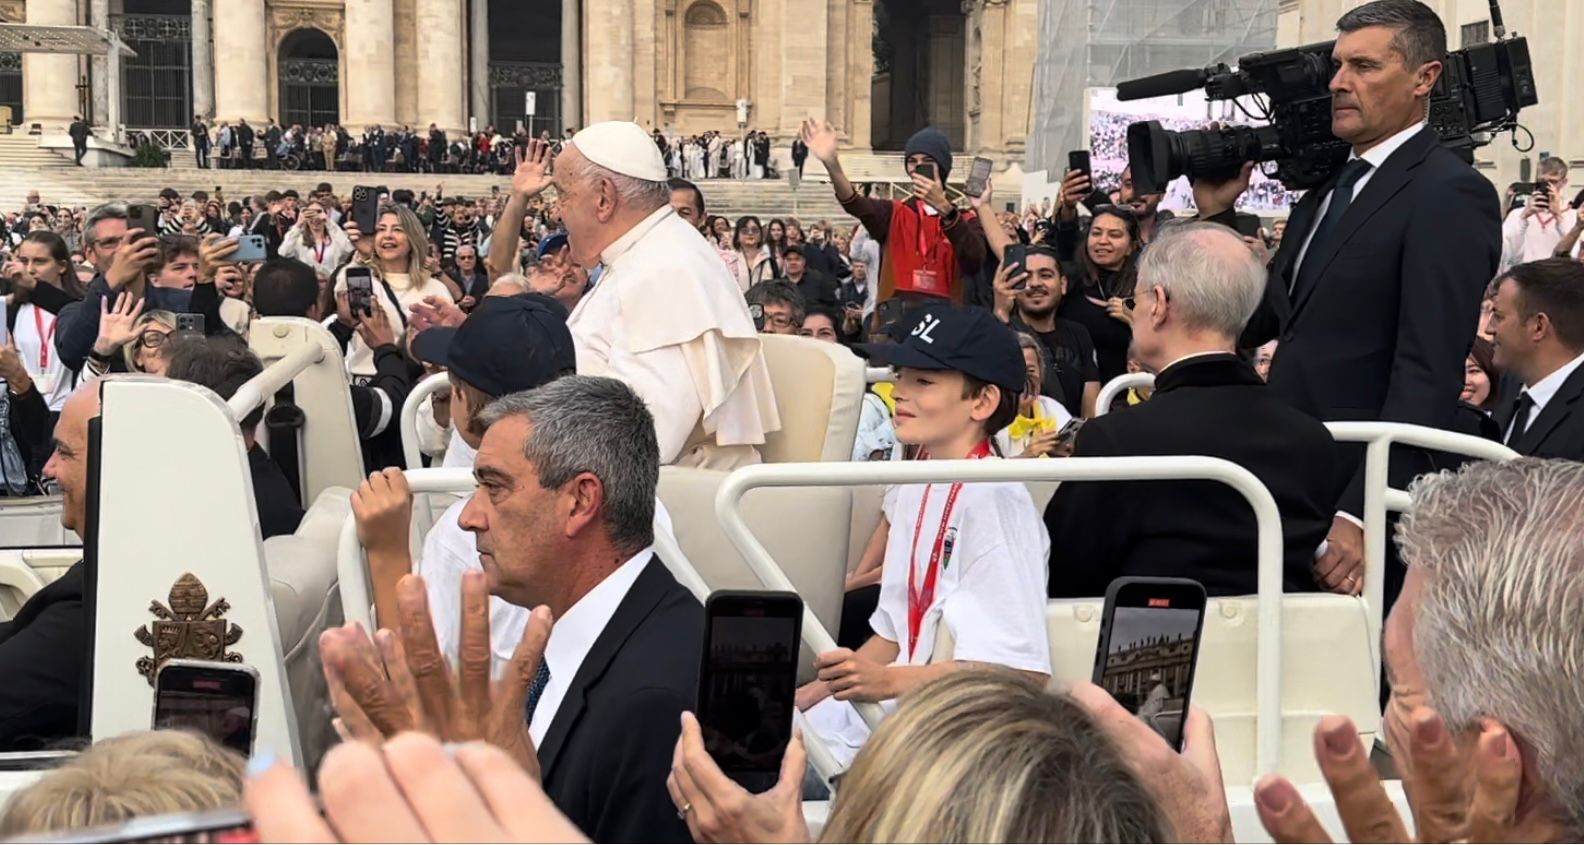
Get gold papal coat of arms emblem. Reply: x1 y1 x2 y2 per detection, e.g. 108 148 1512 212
134 572 245 685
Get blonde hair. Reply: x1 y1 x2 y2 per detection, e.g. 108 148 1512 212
375 203 432 282
0 730 245 837
124 309 178 372
821 672 1170 843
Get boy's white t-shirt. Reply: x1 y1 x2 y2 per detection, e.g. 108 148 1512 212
805 475 1051 766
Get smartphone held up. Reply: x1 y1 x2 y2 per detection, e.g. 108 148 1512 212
1091 577 1206 751
695 590 803 794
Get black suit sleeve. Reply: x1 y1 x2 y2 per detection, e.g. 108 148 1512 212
1043 420 1122 598
0 595 84 748
348 344 412 439
1338 168 1500 517
582 686 694 844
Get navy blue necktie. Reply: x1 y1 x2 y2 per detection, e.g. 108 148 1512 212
1294 158 1374 293
1505 392 1535 447
525 661 552 722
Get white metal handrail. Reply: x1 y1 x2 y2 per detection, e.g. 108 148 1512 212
401 372 452 472
1321 422 1518 682
715 455 1289 776
337 468 715 628
1093 372 1155 416
226 342 323 420
864 367 896 384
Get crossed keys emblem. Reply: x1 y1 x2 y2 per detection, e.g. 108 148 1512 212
134 572 245 686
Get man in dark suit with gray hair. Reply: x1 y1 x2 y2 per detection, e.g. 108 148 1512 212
322 375 700 843
1196 0 1502 602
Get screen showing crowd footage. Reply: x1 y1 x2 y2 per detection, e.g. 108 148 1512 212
1099 606 1200 746
698 614 798 786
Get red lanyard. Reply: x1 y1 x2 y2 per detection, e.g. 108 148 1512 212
906 440 991 658
32 305 54 371
312 238 328 265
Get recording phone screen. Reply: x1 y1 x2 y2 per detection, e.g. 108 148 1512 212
697 594 801 793
1095 597 1203 751
153 666 258 757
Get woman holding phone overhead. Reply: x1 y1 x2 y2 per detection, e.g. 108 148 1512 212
335 204 453 380
279 199 353 277
1051 165 1143 381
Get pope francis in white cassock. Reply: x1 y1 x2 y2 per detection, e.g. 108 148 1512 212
559 121 780 469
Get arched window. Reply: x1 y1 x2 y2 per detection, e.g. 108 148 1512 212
683 0 728 101
278 29 339 129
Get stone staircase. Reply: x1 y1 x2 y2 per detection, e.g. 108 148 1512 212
0 139 998 223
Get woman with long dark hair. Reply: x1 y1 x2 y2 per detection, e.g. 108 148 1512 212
734 215 781 289
5 231 81 413
766 218 789 260
1053 204 1142 381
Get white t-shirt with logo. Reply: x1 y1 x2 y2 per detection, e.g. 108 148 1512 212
805 474 1051 765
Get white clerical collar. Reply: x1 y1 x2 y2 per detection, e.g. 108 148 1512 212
599 205 676 268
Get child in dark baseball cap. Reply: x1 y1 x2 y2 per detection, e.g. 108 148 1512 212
801 305 1053 765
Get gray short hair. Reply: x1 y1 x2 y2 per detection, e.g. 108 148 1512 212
83 202 127 246
1397 458 1584 836
1539 156 1570 180
563 145 669 213
1134 221 1264 338
478 376 658 554
745 280 806 326
1337 0 1447 71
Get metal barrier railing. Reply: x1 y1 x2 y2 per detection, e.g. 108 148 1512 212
715 456 1289 776
1321 422 1517 679
1093 372 1156 416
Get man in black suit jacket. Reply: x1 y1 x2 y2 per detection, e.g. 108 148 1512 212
1196 1 1501 597
1487 259 1584 460
1047 223 1335 598
0 386 97 749
326 376 700 843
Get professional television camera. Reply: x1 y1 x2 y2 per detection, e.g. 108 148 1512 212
1119 0 1536 193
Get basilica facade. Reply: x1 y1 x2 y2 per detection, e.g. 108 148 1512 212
2 0 1037 157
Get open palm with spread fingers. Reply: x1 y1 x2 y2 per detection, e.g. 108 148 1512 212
513 139 554 198
321 571 554 780
1256 710 1557 844
799 119 839 165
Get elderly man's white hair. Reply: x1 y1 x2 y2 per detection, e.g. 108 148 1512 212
1134 221 1265 338
1397 457 1584 834
560 146 669 211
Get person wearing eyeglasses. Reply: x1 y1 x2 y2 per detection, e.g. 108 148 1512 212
50 203 227 373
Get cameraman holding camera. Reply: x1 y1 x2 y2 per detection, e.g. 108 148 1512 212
1194 0 1501 603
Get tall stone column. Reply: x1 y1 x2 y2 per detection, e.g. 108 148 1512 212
23 0 79 132
343 0 397 130
190 0 214 118
416 0 465 132
89 0 109 126
211 0 268 121
560 0 580 131
469 0 490 128
582 0 631 123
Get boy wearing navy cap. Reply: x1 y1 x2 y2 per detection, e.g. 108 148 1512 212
353 293 578 670
801 305 1052 765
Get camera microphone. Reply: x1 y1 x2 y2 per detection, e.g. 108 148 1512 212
1116 68 1213 102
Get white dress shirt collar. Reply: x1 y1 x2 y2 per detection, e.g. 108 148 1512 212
528 548 654 744
1523 349 1584 417
1349 121 1426 170
599 205 677 268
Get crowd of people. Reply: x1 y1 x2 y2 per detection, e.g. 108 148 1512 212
652 128 778 180
187 116 578 175
0 0 1583 842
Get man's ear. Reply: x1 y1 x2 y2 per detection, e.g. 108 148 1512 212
563 472 605 540
1413 60 1443 99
